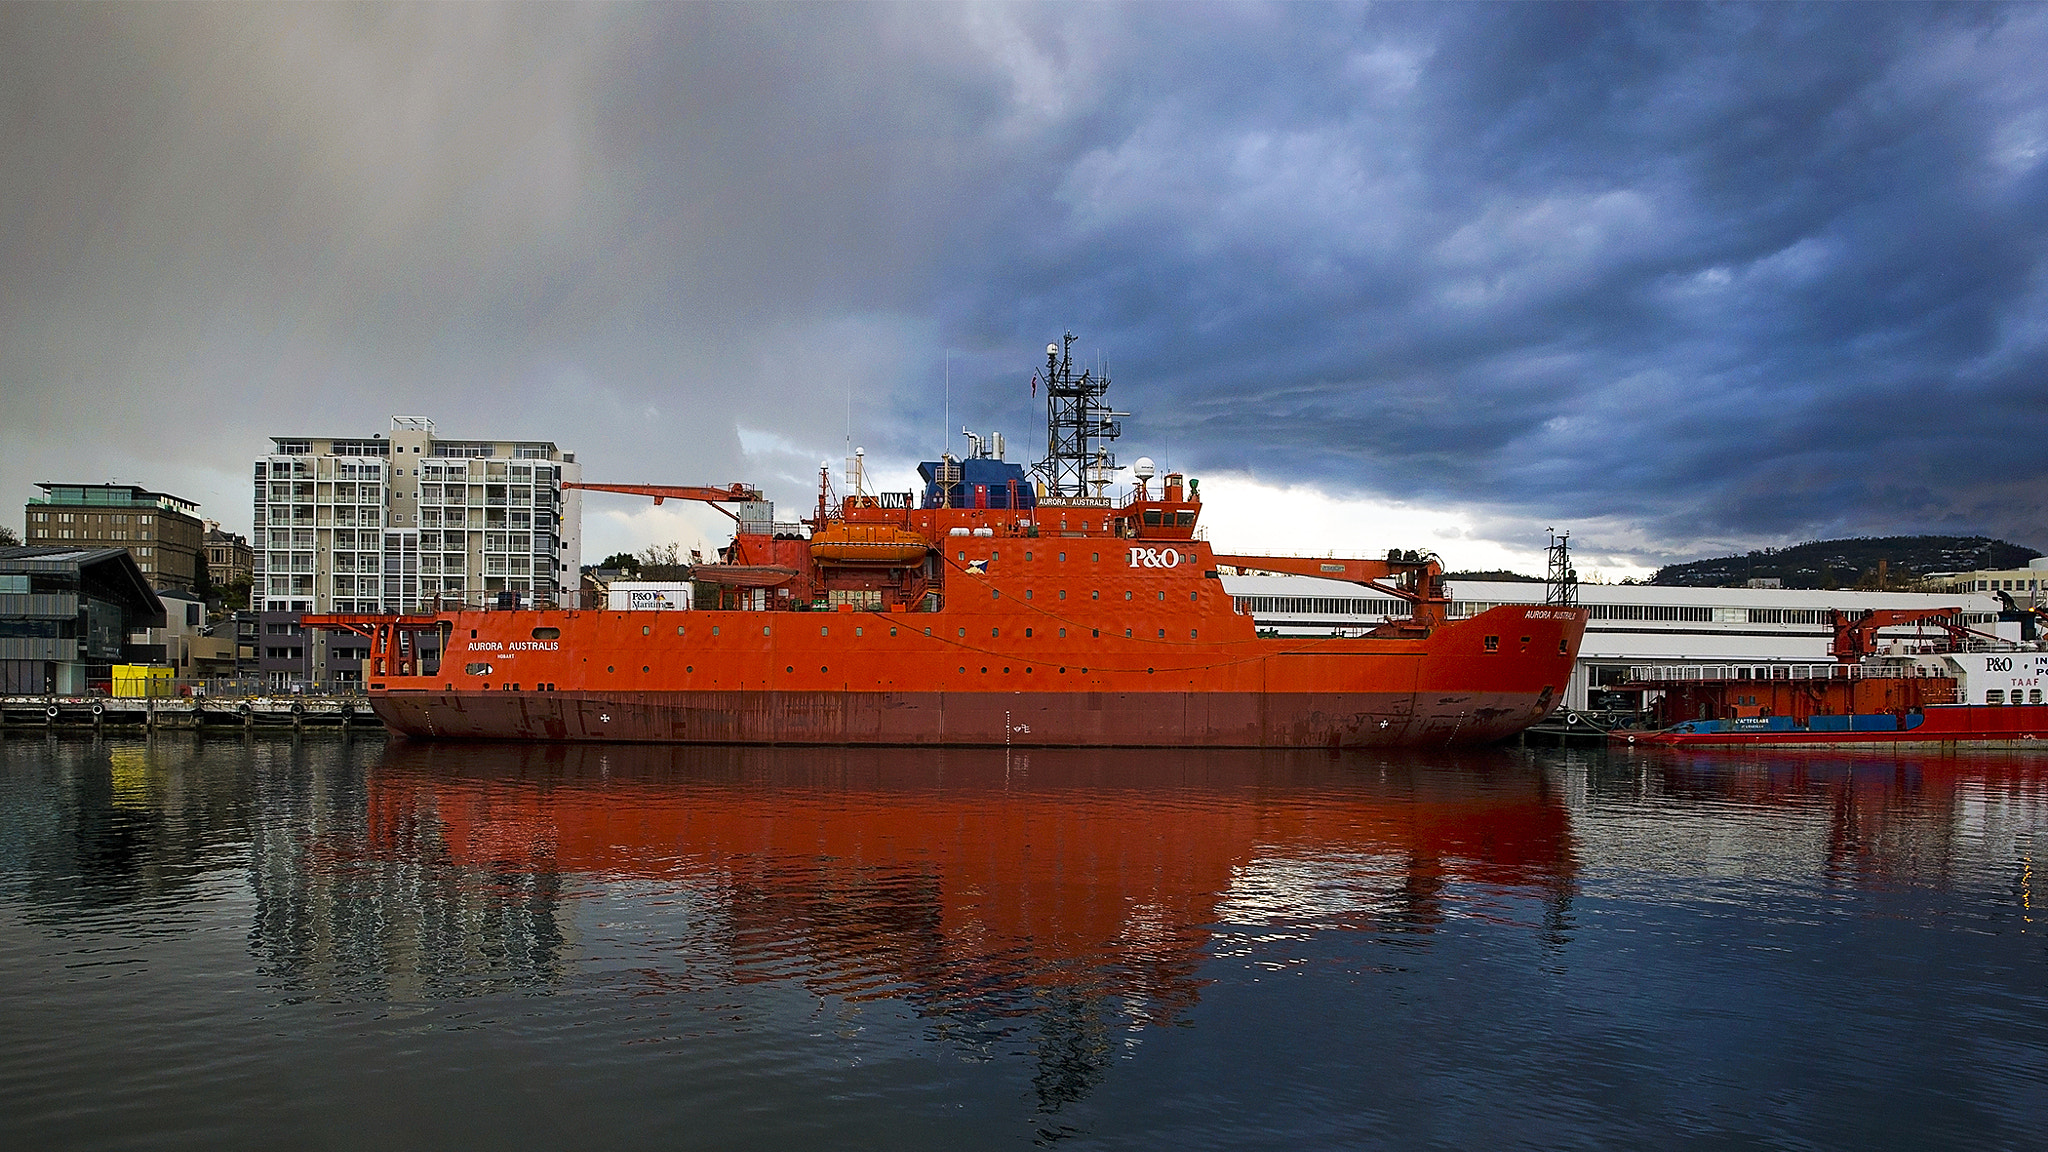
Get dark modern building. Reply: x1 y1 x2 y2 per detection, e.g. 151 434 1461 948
24 484 206 593
0 546 165 695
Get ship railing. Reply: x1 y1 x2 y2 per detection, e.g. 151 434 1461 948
26 676 372 701
1626 662 1953 684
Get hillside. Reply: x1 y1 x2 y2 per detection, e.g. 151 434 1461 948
1651 536 2039 589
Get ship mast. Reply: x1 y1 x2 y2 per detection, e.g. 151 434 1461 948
1035 332 1125 499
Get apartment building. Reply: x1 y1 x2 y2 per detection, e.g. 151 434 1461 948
23 484 206 592
254 417 582 617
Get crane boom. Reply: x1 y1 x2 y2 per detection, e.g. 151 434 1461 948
563 482 763 520
1828 607 1968 661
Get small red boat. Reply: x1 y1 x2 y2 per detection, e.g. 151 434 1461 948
1620 607 2048 748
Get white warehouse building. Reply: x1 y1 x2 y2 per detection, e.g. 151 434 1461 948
1222 574 2005 712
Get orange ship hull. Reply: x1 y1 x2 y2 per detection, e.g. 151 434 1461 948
353 582 1584 747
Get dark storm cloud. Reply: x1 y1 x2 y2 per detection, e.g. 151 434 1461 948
3 2 2045 567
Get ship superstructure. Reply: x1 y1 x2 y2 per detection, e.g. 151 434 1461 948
308 337 1586 747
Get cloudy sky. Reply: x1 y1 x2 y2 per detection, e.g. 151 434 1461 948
4 2 2046 578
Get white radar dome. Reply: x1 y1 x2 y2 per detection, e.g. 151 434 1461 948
1133 457 1156 480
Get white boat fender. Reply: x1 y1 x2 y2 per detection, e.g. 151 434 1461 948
45 704 59 718
91 702 104 717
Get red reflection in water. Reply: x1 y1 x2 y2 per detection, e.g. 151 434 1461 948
360 743 1577 1018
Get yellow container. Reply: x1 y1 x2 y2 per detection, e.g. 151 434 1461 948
112 665 174 698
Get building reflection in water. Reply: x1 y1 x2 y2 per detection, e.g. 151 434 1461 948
248 741 1578 1109
1599 749 2048 899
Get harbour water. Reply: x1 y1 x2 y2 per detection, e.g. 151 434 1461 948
1 733 2042 1149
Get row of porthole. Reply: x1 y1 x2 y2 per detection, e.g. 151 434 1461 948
963 626 1195 640
588 664 1172 676
996 589 1198 602
950 666 1164 675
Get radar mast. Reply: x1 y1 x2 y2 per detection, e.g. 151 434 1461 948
1034 333 1125 499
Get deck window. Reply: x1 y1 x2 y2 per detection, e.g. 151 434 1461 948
1987 690 2005 704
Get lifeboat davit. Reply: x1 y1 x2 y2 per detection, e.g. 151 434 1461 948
809 524 930 565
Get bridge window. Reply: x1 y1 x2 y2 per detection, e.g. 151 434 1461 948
1143 509 1163 526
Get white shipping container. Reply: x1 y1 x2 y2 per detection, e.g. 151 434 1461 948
607 582 692 611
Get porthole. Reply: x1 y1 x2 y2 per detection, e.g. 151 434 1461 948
1025 628 1033 637
821 666 828 673
1092 629 1100 638
1092 591 1100 600
992 590 1000 599
1158 591 1165 601
1126 591 1134 600
1025 552 1032 561
1059 628 1066 637
981 667 988 673
678 626 685 635
959 628 967 638
992 628 1000 637
1059 590 1066 600
607 666 615 673
686 665 693 673
1125 629 1133 638
1024 590 1033 600
642 666 649 673
787 666 794 673
821 626 829 636
532 627 560 639
642 625 650 635
1158 629 1165 638
890 627 897 637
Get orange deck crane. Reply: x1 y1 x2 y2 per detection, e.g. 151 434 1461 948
562 482 763 521
1828 607 1969 661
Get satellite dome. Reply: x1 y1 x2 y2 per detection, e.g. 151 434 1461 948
1133 457 1156 480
